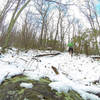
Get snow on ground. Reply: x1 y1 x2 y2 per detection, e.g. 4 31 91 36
20 82 33 88
0 48 100 100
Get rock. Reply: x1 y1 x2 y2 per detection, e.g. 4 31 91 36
0 75 84 100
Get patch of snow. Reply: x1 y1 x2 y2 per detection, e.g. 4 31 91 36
0 48 100 100
49 74 100 100
20 83 33 88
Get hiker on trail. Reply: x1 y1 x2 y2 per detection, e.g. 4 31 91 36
68 42 74 56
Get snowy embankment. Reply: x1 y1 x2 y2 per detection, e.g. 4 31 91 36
0 48 100 100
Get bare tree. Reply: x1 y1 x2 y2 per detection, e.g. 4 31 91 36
2 0 31 52
34 0 50 47
0 0 16 30
55 3 68 50
79 0 100 53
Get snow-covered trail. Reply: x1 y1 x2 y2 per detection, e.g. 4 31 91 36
0 48 100 100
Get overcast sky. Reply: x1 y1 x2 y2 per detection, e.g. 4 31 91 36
0 0 100 28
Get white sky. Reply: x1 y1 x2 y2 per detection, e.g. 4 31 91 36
0 0 99 30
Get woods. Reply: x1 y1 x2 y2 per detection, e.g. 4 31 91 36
0 0 100 55
0 1 100 100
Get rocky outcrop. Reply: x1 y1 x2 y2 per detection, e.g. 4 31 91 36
0 75 84 100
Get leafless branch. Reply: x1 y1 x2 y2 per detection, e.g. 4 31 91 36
45 0 76 6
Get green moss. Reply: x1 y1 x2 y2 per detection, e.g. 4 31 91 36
62 90 84 100
24 98 29 100
0 75 28 86
39 77 51 83
7 91 16 95
0 75 84 100
9 75 28 83
18 88 25 95
56 92 62 96
64 93 74 100
24 90 40 100
2 80 9 86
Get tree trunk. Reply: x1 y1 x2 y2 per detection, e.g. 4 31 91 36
2 0 30 52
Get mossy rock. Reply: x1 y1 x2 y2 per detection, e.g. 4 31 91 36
0 74 84 100
63 91 84 100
